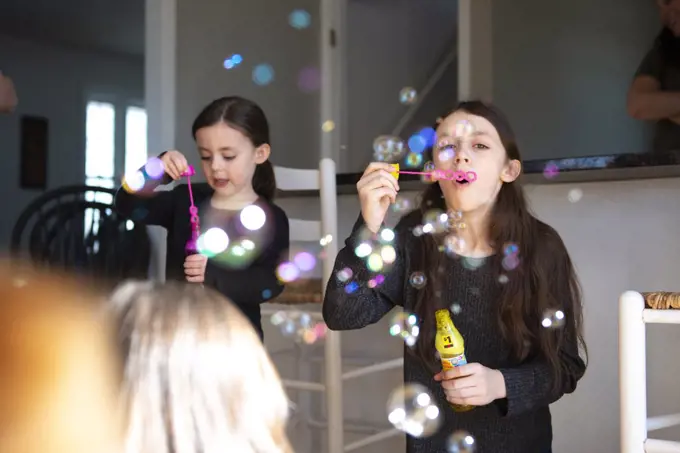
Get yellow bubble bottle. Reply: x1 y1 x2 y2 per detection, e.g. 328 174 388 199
389 163 400 180
435 308 473 412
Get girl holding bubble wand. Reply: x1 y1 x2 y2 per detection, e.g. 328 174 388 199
115 96 290 339
323 101 586 453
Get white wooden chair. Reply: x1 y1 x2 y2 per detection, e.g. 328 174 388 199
264 158 343 453
265 159 404 453
620 291 680 453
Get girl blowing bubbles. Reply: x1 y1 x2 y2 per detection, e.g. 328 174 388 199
115 96 290 339
323 101 587 453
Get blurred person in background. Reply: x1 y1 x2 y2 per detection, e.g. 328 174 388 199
108 280 293 453
627 0 680 154
0 264 122 453
0 71 18 113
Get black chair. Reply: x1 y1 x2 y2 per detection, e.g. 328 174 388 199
10 185 151 286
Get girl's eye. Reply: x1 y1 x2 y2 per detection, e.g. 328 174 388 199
473 143 489 150
224 155 236 161
200 156 211 161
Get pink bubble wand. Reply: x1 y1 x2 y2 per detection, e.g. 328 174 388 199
389 164 477 182
181 165 200 256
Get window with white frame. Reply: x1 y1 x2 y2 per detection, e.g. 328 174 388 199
84 100 147 235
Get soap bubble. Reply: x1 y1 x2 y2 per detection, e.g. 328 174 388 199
387 383 441 437
298 66 320 92
443 234 466 256
336 267 353 282
454 120 475 138
145 157 165 179
392 196 412 213
446 431 476 452
408 133 428 153
253 64 275 85
380 245 397 264
270 310 328 344
399 87 417 105
373 135 406 162
541 309 566 329
568 188 583 203
199 228 230 255
293 251 316 272
366 253 384 272
289 9 311 29
276 262 300 283
124 170 146 192
503 243 519 256
389 311 420 347
405 152 423 168
422 209 448 234
322 120 335 132
501 242 520 271
240 205 266 231
409 272 426 289
380 228 395 242
543 162 559 179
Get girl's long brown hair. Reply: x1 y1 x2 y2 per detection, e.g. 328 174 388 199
410 101 587 390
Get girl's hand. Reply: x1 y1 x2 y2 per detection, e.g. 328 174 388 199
161 150 189 180
356 162 400 233
184 254 207 283
434 363 507 407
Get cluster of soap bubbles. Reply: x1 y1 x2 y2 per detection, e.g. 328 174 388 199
399 87 418 105
386 383 476 451
197 204 267 263
372 117 478 184
392 196 413 215
542 308 566 329
122 156 165 194
223 53 243 70
276 251 317 283
389 311 420 347
387 383 440 437
270 310 328 344
352 226 397 276
407 208 467 258
219 9 339 128
372 127 437 169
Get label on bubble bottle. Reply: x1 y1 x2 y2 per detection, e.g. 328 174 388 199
441 353 467 371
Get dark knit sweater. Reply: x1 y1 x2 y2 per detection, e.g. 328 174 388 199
323 212 586 453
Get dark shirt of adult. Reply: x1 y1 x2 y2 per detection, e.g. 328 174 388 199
628 6 680 154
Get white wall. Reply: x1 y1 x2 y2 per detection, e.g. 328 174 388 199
271 177 680 453
0 34 143 249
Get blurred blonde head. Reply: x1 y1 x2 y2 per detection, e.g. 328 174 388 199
109 281 292 453
0 265 122 453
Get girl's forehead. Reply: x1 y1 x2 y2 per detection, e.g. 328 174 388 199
436 112 499 140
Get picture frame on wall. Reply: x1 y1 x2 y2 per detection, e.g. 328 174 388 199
20 115 48 190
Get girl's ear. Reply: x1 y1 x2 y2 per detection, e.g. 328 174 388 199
255 144 271 164
501 159 521 183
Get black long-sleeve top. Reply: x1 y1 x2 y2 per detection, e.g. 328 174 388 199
114 165 289 338
323 212 586 453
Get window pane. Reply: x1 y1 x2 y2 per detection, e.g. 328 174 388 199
84 177 115 238
85 101 115 179
125 106 148 174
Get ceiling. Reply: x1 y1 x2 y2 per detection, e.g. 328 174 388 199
0 0 144 57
